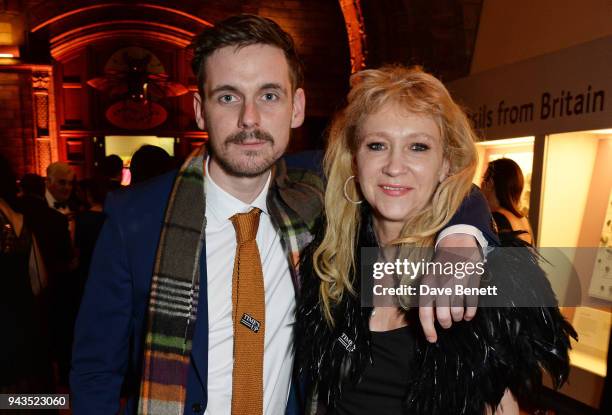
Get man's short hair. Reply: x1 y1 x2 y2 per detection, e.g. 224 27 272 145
46 161 73 180
189 14 304 97
100 154 124 179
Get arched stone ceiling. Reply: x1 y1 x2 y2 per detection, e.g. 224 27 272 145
21 0 481 106
24 0 352 117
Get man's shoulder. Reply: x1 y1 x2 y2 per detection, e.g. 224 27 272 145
105 170 177 218
270 158 324 236
281 150 325 194
285 166 324 194
18 196 67 226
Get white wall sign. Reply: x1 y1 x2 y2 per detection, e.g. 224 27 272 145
448 36 612 139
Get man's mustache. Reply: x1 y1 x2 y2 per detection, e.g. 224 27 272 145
225 129 274 145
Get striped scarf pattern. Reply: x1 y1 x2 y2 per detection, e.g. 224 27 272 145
138 148 206 415
138 147 324 414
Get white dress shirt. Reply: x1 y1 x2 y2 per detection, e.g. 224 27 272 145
204 159 295 415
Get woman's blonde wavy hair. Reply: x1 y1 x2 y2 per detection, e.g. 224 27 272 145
314 65 479 324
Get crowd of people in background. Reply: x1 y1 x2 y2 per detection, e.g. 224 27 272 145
0 144 175 400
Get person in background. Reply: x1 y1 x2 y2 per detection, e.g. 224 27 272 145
19 173 46 199
17 173 73 284
45 162 76 215
43 162 80 391
481 158 534 244
129 144 173 185
100 154 124 190
50 177 111 395
74 177 109 285
0 155 53 398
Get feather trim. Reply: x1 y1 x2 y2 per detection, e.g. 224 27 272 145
296 215 577 415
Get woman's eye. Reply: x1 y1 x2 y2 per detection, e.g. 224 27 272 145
219 95 237 104
366 142 385 151
410 143 430 152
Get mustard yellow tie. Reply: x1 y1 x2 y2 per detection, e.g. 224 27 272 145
230 208 265 415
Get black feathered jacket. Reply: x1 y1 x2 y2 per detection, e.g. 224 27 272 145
295 205 576 415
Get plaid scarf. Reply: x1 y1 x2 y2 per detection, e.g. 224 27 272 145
138 147 323 414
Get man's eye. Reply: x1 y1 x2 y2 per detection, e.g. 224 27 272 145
411 143 430 152
367 142 385 151
262 93 279 101
218 95 237 104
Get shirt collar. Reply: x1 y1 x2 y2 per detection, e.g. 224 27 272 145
205 156 270 221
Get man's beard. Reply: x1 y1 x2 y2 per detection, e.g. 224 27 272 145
211 129 278 178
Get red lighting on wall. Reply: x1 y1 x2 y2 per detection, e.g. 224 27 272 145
338 0 367 72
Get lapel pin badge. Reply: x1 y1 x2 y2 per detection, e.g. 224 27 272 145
240 313 261 333
338 332 356 352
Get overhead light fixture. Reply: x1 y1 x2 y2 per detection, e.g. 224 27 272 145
476 136 535 146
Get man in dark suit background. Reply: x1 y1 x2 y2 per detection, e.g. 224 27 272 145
17 173 75 389
45 162 75 215
18 173 73 281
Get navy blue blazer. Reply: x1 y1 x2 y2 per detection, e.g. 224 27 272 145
71 156 496 415
71 167 305 415
71 170 208 414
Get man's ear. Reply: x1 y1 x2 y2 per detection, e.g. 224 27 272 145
290 88 306 129
193 92 206 130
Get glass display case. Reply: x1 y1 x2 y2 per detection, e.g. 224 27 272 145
475 131 611 407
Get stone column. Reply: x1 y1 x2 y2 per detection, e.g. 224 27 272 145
31 67 59 175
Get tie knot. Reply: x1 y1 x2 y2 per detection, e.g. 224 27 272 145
230 208 261 243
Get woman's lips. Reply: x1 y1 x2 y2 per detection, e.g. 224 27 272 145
378 184 413 196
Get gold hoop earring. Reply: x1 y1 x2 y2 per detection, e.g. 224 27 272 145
343 175 363 204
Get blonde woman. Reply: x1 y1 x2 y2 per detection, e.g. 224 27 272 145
296 66 575 415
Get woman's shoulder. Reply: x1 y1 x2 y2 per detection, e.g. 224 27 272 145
0 201 24 237
492 209 513 232
493 208 533 244
493 208 519 226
